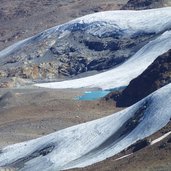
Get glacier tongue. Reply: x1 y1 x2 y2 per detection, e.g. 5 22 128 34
35 30 171 90
0 83 171 171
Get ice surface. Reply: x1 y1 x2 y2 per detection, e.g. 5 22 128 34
0 84 171 170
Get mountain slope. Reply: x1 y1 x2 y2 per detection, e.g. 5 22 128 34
1 7 171 87
35 30 171 90
0 0 128 51
115 49 171 107
0 83 171 170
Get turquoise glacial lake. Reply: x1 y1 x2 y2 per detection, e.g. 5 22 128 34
76 90 110 101
76 86 126 101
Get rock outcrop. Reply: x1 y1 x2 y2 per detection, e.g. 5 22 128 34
122 0 171 10
109 49 171 107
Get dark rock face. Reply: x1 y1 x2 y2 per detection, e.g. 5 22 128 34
158 142 167 149
115 49 171 107
122 0 168 10
119 100 149 139
128 139 151 152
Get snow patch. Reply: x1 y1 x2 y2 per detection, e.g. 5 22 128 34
151 131 171 145
115 153 132 161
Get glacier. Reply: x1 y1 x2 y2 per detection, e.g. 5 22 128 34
29 7 171 90
35 30 171 90
0 83 171 170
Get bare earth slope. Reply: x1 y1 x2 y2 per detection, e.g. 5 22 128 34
0 88 119 147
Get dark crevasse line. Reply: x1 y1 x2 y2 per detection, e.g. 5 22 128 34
2 143 56 170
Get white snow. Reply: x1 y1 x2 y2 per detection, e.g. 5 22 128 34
115 153 132 161
0 83 171 171
35 30 171 90
71 7 171 34
151 131 171 145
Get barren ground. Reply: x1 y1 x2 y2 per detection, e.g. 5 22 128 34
0 88 121 147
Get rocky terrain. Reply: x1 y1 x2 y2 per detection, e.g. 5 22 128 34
1 10 169 88
105 49 171 107
122 0 171 10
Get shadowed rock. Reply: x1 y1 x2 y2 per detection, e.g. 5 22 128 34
105 49 171 107
116 49 171 107
122 0 170 10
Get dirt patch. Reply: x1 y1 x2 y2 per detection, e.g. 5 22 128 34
0 88 122 147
